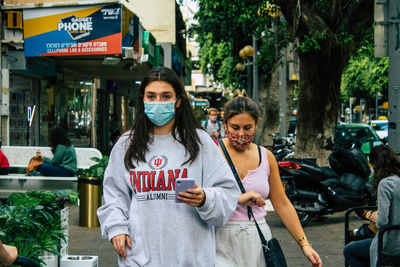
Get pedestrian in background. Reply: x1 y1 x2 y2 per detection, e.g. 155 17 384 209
29 126 77 177
202 107 225 139
97 67 240 267
215 90 322 267
110 112 122 146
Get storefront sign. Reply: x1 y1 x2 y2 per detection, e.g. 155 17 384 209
190 99 209 108
121 6 139 59
27 105 36 127
142 31 156 66
23 4 122 56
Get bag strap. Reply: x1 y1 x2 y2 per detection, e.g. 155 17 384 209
218 139 269 248
218 139 246 194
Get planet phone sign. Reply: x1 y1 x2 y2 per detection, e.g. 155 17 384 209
23 4 122 56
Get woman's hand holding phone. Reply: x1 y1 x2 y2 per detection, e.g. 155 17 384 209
111 234 132 260
176 183 206 207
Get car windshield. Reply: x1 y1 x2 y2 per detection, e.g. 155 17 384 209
335 126 379 143
371 121 388 131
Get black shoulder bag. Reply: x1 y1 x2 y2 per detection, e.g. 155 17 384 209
218 140 287 267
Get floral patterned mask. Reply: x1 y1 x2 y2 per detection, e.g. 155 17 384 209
226 129 256 151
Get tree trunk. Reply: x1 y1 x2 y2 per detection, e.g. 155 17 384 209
257 66 280 146
295 46 347 165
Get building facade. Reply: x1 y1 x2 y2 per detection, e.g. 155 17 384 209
1 0 190 154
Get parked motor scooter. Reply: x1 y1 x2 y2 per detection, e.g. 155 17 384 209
279 136 376 226
265 133 295 161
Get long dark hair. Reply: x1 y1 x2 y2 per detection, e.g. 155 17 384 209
370 145 400 191
223 90 260 125
49 126 71 150
124 67 202 170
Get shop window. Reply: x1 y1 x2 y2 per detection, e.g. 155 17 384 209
9 75 38 146
56 80 92 147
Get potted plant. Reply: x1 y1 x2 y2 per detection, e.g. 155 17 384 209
0 190 75 265
76 156 109 227
76 156 109 180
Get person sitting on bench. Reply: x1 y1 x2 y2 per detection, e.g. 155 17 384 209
0 143 10 175
30 127 77 177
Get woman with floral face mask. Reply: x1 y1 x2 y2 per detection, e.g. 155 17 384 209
215 90 322 267
97 67 240 267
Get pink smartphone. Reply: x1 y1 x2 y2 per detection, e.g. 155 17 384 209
175 178 195 203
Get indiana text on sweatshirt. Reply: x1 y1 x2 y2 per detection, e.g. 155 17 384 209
97 129 240 267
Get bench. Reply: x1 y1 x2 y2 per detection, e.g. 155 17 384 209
0 146 102 197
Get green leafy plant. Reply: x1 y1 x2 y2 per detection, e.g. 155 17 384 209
77 155 109 180
0 191 68 265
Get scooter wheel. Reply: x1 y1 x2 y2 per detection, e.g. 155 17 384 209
297 212 312 227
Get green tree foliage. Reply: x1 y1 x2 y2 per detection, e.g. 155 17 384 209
191 0 285 88
341 28 388 105
272 0 373 159
193 0 373 160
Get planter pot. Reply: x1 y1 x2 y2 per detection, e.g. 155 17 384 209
40 252 58 267
60 255 98 267
60 207 69 257
78 177 102 227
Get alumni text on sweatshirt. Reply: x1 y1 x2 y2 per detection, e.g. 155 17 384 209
97 130 240 267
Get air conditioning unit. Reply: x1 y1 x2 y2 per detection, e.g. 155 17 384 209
5 11 23 29
122 47 134 59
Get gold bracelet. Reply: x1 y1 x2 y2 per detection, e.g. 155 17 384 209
364 210 371 220
296 236 307 244
300 243 312 248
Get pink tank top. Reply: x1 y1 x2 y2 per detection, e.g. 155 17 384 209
230 147 270 221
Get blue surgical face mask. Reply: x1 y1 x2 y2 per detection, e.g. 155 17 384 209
144 100 176 126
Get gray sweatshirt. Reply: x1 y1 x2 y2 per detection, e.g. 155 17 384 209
97 130 240 267
369 175 400 267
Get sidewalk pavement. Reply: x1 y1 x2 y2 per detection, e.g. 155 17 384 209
67 202 354 266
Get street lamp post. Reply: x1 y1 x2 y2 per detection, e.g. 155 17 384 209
236 44 257 100
252 36 259 103
375 91 382 119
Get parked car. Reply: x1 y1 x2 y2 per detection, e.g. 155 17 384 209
334 123 382 156
370 119 388 142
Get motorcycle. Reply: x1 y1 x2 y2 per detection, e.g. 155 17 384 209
265 133 295 161
279 137 376 226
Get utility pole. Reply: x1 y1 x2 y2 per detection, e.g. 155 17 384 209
252 36 259 103
0 8 2 145
374 0 400 152
278 46 287 138
387 0 400 153
246 58 252 97
278 15 287 138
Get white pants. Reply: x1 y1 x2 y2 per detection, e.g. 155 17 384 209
215 218 272 267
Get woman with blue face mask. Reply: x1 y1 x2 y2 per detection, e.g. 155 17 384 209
97 67 240 267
